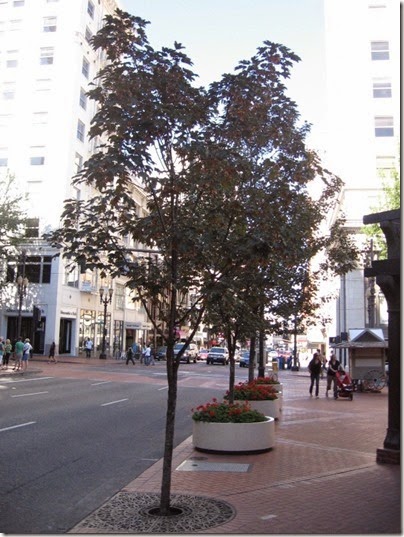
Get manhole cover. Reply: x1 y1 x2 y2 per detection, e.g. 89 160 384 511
177 460 251 472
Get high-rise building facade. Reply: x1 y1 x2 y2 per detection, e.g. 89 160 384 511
321 0 400 343
0 0 151 357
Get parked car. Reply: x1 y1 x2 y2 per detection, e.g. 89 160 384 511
198 348 209 361
156 346 167 361
173 343 197 363
207 347 229 365
239 350 254 368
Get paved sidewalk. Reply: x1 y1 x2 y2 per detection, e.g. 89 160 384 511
69 368 400 534
3 356 400 533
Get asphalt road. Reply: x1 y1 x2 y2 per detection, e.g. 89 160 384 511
0 363 231 534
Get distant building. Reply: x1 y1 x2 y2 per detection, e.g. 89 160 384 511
0 0 151 356
322 0 399 345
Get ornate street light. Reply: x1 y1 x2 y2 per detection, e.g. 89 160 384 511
99 286 113 359
16 250 28 338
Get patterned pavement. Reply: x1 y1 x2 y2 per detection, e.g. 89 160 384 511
2 357 400 534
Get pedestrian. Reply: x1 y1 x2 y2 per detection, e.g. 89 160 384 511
13 337 24 371
0 337 4 369
3 339 12 370
21 338 33 374
125 346 135 365
48 341 57 364
149 347 156 366
308 352 322 398
140 343 146 364
131 341 139 361
326 352 341 398
84 337 93 358
144 344 151 366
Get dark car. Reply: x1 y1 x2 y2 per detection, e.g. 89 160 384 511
207 347 229 365
156 346 167 361
174 343 197 363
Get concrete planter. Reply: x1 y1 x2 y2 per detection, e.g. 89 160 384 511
248 398 281 420
192 417 275 454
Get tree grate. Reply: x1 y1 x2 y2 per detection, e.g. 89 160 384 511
71 491 235 533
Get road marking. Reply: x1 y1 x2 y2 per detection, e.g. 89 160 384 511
91 381 112 386
11 391 49 398
158 386 168 390
261 514 277 520
5 376 54 383
101 398 128 407
0 421 36 433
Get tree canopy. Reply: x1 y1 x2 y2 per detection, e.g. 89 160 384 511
48 8 358 514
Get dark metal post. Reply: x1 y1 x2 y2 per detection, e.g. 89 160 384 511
99 287 113 359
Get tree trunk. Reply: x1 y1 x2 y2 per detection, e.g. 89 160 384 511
248 335 256 382
159 349 178 514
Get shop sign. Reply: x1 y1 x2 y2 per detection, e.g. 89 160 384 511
126 321 152 330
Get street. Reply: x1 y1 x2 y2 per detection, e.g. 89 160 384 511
0 360 237 534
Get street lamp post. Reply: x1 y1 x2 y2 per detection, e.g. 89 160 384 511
16 251 28 338
99 286 113 359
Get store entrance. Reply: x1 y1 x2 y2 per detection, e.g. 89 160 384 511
59 319 73 354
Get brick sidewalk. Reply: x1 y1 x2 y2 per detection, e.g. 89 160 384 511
70 375 401 534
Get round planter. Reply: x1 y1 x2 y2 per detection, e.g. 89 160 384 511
192 417 275 454
248 398 281 420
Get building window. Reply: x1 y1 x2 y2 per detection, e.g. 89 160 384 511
7 255 52 284
34 78 51 93
43 16 57 32
32 112 48 125
0 157 8 166
87 0 95 18
372 78 392 98
30 156 45 165
10 19 22 32
2 82 15 100
375 116 394 137
13 0 24 6
77 119 85 142
85 26 92 43
74 152 83 173
82 56 89 78
79 87 87 109
371 41 390 60
40 46 54 65
115 284 125 310
24 218 40 238
376 156 396 174
6 50 18 67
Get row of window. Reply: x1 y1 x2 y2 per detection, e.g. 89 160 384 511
0 0 95 12
7 254 52 285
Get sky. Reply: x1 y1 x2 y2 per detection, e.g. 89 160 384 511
119 0 327 148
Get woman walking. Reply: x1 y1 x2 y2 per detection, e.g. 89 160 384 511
308 352 322 398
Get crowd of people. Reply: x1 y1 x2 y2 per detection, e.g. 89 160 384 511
125 342 155 366
0 336 33 373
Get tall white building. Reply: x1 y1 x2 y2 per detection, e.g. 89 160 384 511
321 0 400 344
0 0 151 356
